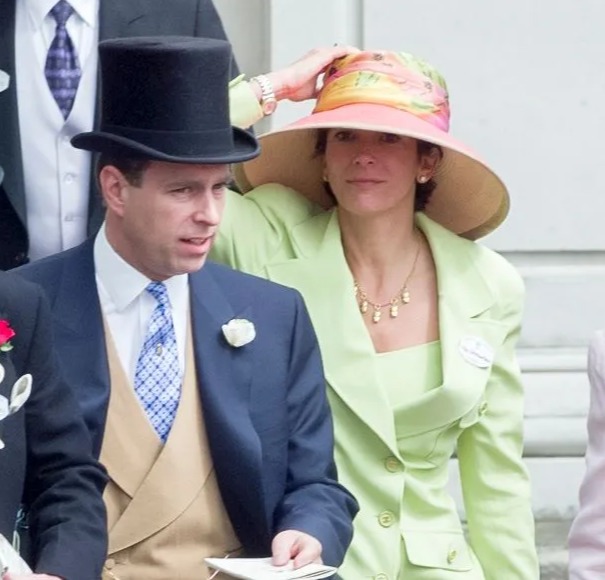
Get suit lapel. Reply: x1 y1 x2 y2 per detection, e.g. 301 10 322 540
0 351 15 406
0 346 21 450
390 214 509 436
0 0 25 222
267 212 401 457
50 241 111 457
188 266 270 543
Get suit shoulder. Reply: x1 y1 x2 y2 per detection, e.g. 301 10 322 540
16 245 81 285
0 270 43 307
421 214 524 300
0 271 45 342
474 243 524 299
450 234 524 303
589 330 605 367
203 261 302 300
590 329 605 346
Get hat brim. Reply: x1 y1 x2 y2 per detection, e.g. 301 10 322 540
72 126 260 165
235 103 509 239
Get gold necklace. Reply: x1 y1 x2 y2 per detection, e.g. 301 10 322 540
353 240 421 324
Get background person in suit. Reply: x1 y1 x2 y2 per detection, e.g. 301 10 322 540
0 0 236 270
18 37 357 580
568 330 605 579
211 49 540 578
0 263 107 579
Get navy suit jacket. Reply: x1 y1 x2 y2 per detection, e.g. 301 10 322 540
17 240 358 566
0 0 236 269
0 271 107 579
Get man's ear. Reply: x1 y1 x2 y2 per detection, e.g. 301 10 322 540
99 165 129 217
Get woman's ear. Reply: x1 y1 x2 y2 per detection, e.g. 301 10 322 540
419 146 441 178
99 165 129 217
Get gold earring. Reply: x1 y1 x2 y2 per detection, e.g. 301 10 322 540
322 172 329 183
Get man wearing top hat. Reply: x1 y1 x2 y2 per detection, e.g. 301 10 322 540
17 36 357 579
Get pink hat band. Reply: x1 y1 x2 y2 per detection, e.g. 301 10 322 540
314 51 451 132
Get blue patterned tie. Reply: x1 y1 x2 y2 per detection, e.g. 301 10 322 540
134 282 182 443
45 0 81 119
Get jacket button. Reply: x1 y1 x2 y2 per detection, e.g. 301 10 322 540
447 548 458 564
384 456 401 472
378 510 395 527
105 558 115 570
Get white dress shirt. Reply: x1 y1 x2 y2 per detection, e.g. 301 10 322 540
16 0 99 261
94 225 189 384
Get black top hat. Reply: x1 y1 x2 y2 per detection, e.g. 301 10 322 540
72 36 259 164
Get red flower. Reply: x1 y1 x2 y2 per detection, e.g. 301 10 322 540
0 319 15 351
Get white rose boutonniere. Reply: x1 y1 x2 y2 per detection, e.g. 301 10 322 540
0 373 32 450
222 319 256 348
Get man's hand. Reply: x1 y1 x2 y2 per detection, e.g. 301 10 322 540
271 530 323 569
3 574 62 580
266 45 359 103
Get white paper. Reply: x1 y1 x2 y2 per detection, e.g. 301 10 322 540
0 534 32 575
205 557 337 579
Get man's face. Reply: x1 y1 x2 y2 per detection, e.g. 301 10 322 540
103 160 231 280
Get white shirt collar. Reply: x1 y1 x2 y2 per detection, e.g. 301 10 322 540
66 0 98 27
24 0 98 31
94 223 188 312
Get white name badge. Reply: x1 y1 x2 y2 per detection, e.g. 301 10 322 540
459 336 494 368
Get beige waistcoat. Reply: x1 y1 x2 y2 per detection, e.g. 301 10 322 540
99 321 241 580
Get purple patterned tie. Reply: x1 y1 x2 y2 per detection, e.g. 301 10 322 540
45 0 81 119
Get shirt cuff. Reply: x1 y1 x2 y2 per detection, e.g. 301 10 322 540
229 74 264 129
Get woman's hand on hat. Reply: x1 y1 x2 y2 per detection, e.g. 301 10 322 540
266 45 359 103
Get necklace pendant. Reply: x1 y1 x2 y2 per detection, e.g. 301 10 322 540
390 303 399 318
402 287 410 304
372 307 381 323
360 299 369 314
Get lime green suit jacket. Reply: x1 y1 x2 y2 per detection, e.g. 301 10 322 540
211 185 538 579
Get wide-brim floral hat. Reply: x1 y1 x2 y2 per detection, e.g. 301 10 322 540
235 51 509 240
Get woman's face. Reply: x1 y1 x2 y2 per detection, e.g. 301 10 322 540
323 128 430 217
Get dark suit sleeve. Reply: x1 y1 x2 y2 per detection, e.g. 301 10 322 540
273 293 358 567
16 283 108 579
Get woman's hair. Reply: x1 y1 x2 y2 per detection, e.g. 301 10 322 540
313 129 442 211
